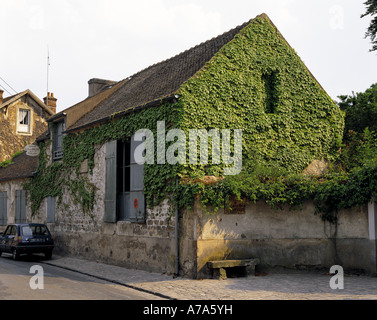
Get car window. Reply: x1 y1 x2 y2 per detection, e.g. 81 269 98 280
10 226 16 236
4 226 11 236
22 226 33 236
23 225 49 236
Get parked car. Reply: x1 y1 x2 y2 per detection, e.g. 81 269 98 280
0 224 54 260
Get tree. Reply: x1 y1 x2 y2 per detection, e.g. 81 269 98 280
361 0 377 52
338 83 377 136
337 83 377 170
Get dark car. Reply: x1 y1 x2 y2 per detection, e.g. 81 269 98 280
0 224 54 260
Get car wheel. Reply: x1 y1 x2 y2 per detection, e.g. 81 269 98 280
45 251 52 260
12 249 19 261
0 250 2 257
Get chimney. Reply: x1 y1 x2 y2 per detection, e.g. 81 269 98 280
88 78 117 97
0 90 3 104
43 92 57 114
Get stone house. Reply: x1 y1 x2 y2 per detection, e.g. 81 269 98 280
0 89 56 232
0 89 56 162
19 14 377 277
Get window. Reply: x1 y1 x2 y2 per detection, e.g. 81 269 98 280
22 225 49 236
52 121 65 160
0 192 7 226
261 71 278 114
104 136 145 223
18 109 30 133
5 225 16 236
47 197 56 223
15 190 26 224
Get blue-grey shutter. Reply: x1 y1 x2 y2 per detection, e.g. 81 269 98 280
16 190 26 224
130 135 145 222
0 192 7 226
104 140 117 223
47 197 56 223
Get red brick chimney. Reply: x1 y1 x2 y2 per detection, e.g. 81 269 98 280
0 90 3 104
43 92 57 114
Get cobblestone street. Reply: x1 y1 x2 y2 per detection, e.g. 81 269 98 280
43 256 377 300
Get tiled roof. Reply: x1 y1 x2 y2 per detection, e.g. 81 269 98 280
0 152 38 182
68 18 252 131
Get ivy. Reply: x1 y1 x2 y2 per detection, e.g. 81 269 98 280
23 16 376 223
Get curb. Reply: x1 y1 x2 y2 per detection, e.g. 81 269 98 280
41 260 176 300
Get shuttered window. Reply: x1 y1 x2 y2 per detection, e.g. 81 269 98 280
0 192 7 226
105 137 145 223
16 190 26 224
53 121 65 160
104 140 117 223
47 197 56 223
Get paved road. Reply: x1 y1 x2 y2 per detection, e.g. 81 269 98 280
0 254 164 300
44 256 377 300
2 253 377 301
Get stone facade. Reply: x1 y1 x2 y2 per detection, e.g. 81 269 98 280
179 199 377 278
31 143 177 274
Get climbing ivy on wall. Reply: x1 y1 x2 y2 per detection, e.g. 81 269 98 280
24 16 376 223
25 103 185 216
178 16 344 176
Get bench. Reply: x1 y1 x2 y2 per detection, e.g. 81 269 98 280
207 259 260 280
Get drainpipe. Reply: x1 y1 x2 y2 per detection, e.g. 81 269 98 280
174 180 180 277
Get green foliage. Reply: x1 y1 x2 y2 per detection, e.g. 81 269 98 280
178 17 344 175
336 83 377 171
26 16 369 224
25 103 182 215
338 83 377 138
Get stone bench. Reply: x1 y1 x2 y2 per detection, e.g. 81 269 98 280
207 259 260 280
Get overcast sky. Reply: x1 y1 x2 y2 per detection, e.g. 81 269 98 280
0 0 376 113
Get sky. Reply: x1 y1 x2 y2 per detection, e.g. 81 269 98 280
0 0 376 113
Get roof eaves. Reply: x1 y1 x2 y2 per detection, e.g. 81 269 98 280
65 94 178 134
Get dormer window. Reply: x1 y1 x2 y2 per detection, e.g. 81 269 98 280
18 109 31 133
52 120 65 161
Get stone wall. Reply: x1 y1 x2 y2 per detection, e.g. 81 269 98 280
32 143 178 275
181 199 377 278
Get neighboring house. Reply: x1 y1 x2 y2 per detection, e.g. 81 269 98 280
22 14 377 277
0 90 56 232
0 89 56 162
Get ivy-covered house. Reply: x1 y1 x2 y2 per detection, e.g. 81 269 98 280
26 14 377 277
